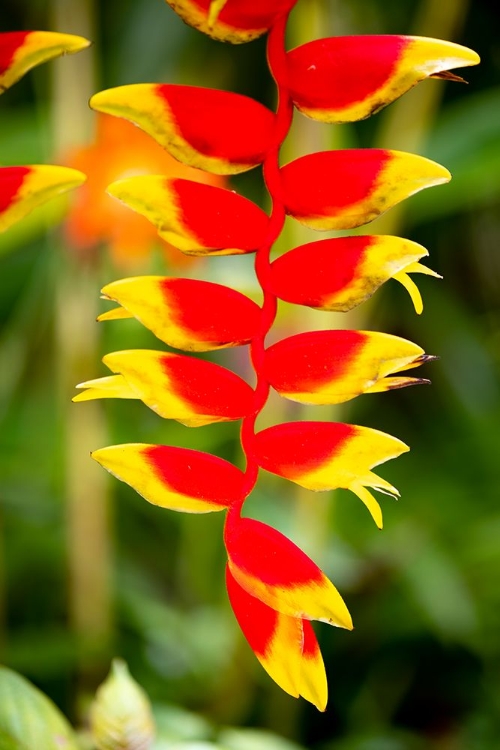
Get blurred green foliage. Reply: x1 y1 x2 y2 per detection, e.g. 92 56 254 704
1 1 500 749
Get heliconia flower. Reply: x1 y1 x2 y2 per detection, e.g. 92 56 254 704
0 165 86 234
165 0 298 44
269 235 440 314
73 349 253 427
286 35 480 123
90 84 275 175
226 566 328 711
92 443 245 513
107 175 269 256
98 276 261 351
280 149 450 230
0 31 90 93
225 516 352 628
254 422 409 528
263 330 433 405
64 114 226 268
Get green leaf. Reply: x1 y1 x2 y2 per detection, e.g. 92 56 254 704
0 665 79 750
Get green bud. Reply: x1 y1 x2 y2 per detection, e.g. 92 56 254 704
90 660 155 750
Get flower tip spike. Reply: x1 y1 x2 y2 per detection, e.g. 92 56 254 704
0 31 91 93
408 36 480 78
0 165 86 233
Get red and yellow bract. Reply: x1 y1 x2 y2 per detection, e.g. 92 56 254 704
92 444 245 513
164 0 299 43
286 35 480 123
77 0 479 710
90 84 276 175
269 235 439 314
0 32 89 235
99 276 261 351
0 165 86 234
0 30 89 93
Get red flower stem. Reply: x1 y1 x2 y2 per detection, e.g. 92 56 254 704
229 13 293 523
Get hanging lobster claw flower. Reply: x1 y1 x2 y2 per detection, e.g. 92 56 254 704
270 235 439 314
286 35 480 123
90 85 275 175
98 276 261 351
280 150 450 230
226 566 328 711
165 0 298 44
254 422 409 529
92 443 245 513
0 31 90 93
263 330 434 405
225 516 352 628
107 176 269 255
74 349 253 426
0 165 86 233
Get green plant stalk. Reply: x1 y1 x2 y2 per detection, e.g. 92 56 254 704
51 0 114 686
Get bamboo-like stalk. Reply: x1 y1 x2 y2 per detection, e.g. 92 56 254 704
51 0 114 688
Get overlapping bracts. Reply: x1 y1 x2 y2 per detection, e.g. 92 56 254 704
78 0 479 709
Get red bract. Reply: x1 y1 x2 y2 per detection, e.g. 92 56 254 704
165 0 299 43
78 0 479 709
99 277 262 351
107 176 269 255
90 84 276 174
0 33 89 233
0 165 86 234
92 444 245 512
0 31 90 93
286 35 479 123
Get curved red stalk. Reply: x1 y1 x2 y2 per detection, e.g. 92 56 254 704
229 13 293 522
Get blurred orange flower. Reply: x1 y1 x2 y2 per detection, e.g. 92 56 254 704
64 113 225 268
